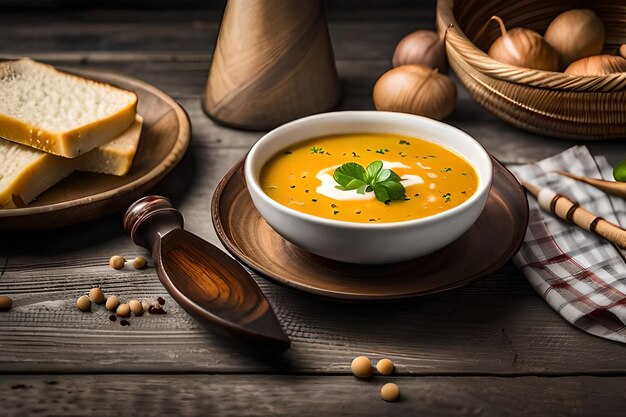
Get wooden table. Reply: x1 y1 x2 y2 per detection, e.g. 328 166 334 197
1 2 625 416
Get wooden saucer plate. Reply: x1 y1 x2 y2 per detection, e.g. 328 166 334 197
0 67 190 230
212 156 529 301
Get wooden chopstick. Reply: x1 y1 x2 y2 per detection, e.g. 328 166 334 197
522 181 626 249
555 171 626 199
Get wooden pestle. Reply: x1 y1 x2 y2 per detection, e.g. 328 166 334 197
523 181 626 249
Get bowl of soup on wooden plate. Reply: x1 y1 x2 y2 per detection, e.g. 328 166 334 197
245 111 493 264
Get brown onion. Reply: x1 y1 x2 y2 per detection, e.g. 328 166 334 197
373 65 456 120
487 16 558 71
565 55 626 76
544 9 605 69
392 30 447 71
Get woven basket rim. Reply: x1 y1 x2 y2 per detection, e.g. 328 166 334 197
436 0 626 92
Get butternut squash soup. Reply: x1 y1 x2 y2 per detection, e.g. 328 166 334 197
260 133 478 223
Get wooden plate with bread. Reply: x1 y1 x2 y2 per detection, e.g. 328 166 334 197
0 59 190 230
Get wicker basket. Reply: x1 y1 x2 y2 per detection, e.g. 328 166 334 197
436 0 626 139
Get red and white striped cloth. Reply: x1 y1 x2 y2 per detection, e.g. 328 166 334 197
511 146 626 343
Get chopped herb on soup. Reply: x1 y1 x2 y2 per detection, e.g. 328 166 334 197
260 133 478 223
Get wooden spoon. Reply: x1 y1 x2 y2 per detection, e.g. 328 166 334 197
124 195 290 353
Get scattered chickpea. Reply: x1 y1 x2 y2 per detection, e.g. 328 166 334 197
141 299 151 312
109 255 126 270
351 356 373 378
381 383 400 402
376 358 395 376
105 295 120 311
88 287 106 304
116 303 131 318
129 299 144 316
0 295 13 311
76 295 91 312
132 256 148 270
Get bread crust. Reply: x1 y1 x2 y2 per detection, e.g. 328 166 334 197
0 58 138 158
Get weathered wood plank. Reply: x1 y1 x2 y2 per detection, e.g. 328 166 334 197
0 5 622 164
0 374 625 417
0 10 427 59
1 163 626 377
0 4 625 382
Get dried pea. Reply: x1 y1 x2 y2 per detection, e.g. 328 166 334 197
381 383 400 402
132 256 148 270
129 299 144 316
0 295 12 311
376 358 395 375
116 303 131 318
76 295 91 312
105 295 120 311
351 356 373 378
109 255 126 270
89 287 106 304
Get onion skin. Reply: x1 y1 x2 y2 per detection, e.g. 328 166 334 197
392 30 447 72
565 55 626 76
487 16 558 71
620 44 626 59
373 65 457 120
544 9 605 69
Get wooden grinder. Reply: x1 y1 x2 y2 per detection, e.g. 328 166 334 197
203 0 341 130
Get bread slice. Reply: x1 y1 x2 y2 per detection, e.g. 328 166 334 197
0 115 143 208
0 58 137 158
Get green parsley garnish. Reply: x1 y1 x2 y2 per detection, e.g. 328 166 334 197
333 160 406 203
399 140 410 145
443 193 451 203
375 148 389 155
441 167 452 172
310 146 325 154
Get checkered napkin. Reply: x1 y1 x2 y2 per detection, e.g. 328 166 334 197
510 146 626 344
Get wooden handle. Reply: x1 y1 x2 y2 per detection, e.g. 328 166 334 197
524 182 626 249
124 195 184 251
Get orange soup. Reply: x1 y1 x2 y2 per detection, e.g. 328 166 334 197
260 133 478 223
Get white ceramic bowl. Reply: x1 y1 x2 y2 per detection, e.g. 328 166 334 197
245 111 493 264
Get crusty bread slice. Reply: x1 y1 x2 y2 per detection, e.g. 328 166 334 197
75 115 143 176
0 115 143 209
0 58 137 158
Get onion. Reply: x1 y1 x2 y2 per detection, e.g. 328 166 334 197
487 16 558 71
565 55 626 76
620 44 626 59
373 65 457 120
544 9 605 69
392 30 447 71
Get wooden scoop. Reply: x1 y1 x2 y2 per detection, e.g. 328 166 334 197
124 195 291 353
